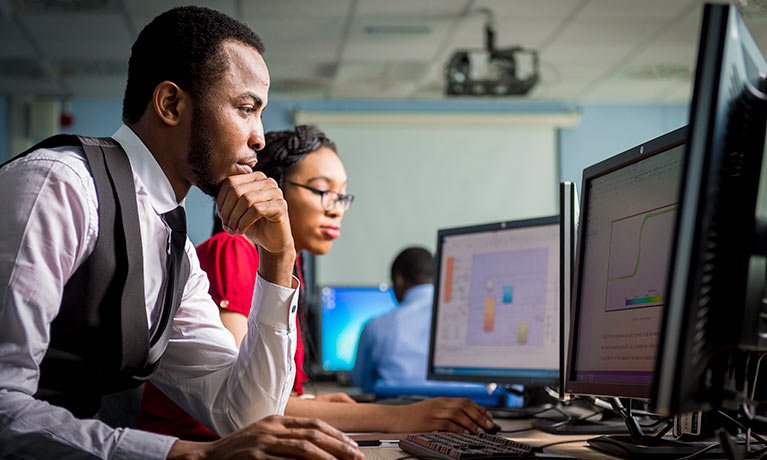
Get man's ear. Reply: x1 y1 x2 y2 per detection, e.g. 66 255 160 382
152 81 189 126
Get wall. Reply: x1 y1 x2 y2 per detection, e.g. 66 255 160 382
560 104 689 194
4 97 692 283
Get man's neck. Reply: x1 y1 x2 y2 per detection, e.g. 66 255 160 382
126 121 191 202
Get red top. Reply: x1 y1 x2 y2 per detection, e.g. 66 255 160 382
137 232 307 440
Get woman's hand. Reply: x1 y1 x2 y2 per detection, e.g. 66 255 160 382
387 398 495 434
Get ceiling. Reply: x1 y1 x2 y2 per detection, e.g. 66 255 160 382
1 0 766 103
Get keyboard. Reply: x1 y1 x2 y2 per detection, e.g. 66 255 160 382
398 432 574 459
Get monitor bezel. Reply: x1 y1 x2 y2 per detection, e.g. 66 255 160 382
565 125 687 400
318 284 396 373
651 3 767 415
559 181 578 400
427 215 561 386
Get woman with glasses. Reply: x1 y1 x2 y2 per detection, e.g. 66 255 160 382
138 125 495 439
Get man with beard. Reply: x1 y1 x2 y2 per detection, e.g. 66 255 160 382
0 6 363 460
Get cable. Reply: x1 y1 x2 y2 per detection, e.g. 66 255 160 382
751 352 767 401
716 410 767 447
673 443 719 460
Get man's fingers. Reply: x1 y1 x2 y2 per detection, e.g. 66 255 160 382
267 438 338 460
276 428 362 460
233 199 287 233
216 173 278 221
280 417 358 447
219 186 285 233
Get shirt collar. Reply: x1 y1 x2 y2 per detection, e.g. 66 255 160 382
401 283 434 306
112 123 183 215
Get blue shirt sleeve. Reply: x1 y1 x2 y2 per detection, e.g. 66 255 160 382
350 322 377 392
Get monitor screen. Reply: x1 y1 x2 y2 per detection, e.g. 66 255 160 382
428 216 560 385
566 126 686 399
320 286 397 372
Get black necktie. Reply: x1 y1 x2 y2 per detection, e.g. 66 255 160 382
150 206 187 346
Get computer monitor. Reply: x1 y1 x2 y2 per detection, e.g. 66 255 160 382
319 285 397 372
565 126 687 400
428 216 560 386
652 3 767 416
559 181 579 399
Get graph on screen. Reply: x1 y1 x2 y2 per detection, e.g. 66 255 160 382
604 204 676 312
466 248 552 346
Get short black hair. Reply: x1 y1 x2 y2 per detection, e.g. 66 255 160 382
122 6 265 124
391 247 434 285
256 125 338 186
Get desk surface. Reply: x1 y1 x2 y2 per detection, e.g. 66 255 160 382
349 418 617 460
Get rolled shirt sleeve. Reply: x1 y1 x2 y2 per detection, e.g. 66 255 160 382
150 246 299 436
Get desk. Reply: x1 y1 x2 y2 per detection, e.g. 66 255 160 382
350 418 617 460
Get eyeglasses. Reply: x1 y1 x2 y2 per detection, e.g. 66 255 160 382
286 180 355 211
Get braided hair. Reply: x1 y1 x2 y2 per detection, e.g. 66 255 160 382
256 125 338 187
211 125 337 235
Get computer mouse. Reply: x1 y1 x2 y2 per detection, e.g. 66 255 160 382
485 421 502 435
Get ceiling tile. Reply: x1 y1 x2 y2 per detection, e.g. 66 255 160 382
448 16 560 50
343 17 452 61
355 0 467 17
242 0 352 18
38 38 132 61
474 0 583 19
263 40 339 62
244 16 347 42
265 60 338 79
20 12 131 40
550 20 661 47
124 1 236 18
576 0 695 21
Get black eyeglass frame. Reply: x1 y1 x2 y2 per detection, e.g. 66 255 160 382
285 180 354 211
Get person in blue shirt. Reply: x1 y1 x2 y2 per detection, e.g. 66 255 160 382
351 247 435 392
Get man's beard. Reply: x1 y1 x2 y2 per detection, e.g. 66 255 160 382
188 107 221 197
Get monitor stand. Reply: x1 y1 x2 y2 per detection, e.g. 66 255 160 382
531 398 633 435
488 386 558 419
585 398 725 459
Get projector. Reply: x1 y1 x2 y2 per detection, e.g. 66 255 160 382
445 13 539 96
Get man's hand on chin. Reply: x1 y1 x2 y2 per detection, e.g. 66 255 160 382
216 172 296 287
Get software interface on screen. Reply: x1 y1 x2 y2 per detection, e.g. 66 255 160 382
573 145 684 386
432 223 560 379
321 286 397 372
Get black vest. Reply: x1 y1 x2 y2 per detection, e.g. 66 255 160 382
3 135 189 418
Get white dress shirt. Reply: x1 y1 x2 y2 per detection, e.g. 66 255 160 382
0 125 298 460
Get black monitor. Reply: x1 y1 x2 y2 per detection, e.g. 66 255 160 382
652 3 767 416
319 285 397 373
559 181 579 400
427 216 560 388
565 126 687 400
